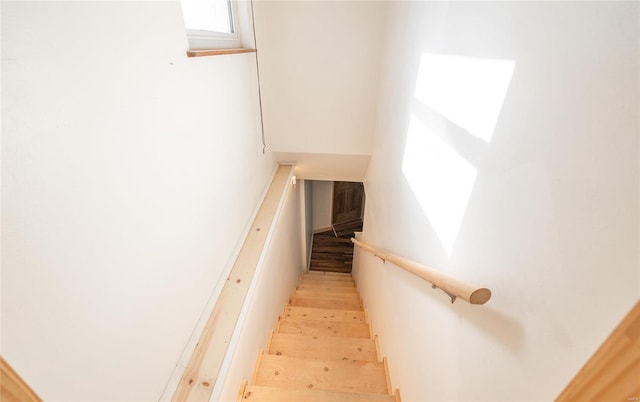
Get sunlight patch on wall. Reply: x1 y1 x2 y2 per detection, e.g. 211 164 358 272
402 116 477 256
414 53 515 143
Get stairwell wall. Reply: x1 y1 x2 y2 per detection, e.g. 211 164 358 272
302 180 314 269
217 173 303 402
251 0 387 156
1 2 275 401
353 2 639 401
311 180 333 231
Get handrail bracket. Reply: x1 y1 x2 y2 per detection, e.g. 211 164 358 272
432 284 457 304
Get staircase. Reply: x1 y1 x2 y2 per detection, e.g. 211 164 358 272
238 271 401 401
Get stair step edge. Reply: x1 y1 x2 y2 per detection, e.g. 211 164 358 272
240 385 398 402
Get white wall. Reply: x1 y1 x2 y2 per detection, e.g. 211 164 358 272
302 180 313 268
253 1 387 156
217 174 302 402
275 152 371 182
354 2 639 401
1 2 275 400
311 180 333 231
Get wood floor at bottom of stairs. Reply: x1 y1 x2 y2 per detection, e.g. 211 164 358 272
239 385 399 402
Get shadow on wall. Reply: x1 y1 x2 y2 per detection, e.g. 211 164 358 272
394 257 525 353
461 304 526 353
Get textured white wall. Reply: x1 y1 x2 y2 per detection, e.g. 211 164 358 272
217 175 302 401
303 180 314 268
353 2 639 400
253 1 387 156
311 180 333 231
274 152 371 183
1 2 275 400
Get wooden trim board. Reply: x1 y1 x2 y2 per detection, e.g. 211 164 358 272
186 48 256 57
556 300 640 401
171 165 293 402
236 379 247 402
1 357 42 402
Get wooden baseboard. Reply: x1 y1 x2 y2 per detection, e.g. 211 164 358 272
1 357 42 402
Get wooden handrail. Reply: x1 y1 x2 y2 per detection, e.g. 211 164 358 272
351 238 492 305
186 48 257 57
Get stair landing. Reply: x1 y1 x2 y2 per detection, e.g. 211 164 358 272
309 230 354 274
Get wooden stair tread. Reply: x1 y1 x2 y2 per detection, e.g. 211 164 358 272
305 271 353 278
310 262 353 266
290 296 363 311
312 241 353 248
254 354 389 395
269 333 377 362
284 306 366 322
332 218 364 238
311 254 354 260
294 289 361 301
299 279 355 288
309 267 352 274
239 266 400 401
296 284 358 293
301 275 354 282
312 234 353 242
278 318 371 339
310 261 353 268
310 261 352 266
311 248 354 255
240 385 397 401
301 274 354 282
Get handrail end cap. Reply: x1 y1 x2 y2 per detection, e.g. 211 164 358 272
470 288 492 305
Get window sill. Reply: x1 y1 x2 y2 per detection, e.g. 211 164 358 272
186 48 256 57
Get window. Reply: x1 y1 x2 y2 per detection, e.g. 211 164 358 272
180 0 241 50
